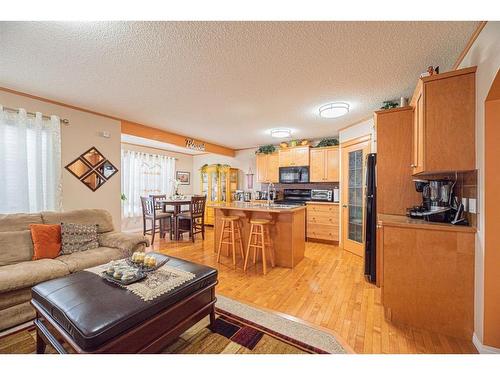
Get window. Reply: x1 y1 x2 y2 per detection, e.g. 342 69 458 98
0 106 62 213
121 149 176 218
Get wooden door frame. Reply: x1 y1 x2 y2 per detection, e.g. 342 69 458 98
340 135 372 257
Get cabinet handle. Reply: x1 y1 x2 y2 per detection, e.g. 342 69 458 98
410 164 416 168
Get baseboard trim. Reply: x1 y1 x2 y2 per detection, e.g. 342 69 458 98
473 332 500 354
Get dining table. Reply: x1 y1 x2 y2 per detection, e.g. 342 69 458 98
156 197 192 240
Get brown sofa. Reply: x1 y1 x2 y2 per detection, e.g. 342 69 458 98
0 209 149 332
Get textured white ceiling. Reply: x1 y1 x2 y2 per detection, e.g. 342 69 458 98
0 21 478 149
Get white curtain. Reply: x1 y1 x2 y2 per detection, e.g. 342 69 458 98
0 106 62 213
121 149 176 218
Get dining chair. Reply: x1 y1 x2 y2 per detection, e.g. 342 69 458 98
176 196 206 242
140 196 173 245
149 194 175 214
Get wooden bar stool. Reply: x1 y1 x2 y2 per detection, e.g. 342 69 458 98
244 219 275 275
217 215 245 266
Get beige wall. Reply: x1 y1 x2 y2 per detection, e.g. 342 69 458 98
121 143 194 195
0 90 122 228
459 21 500 352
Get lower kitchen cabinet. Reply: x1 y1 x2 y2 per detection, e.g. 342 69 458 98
306 203 339 243
378 214 475 339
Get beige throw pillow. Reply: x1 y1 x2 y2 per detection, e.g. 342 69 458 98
0 230 34 266
61 223 99 254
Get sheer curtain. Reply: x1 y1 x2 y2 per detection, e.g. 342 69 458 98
0 106 62 213
121 149 176 218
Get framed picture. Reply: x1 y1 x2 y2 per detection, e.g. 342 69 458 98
176 171 190 185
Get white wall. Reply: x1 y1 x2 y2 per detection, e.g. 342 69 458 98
339 118 376 151
0 90 122 228
459 21 500 347
192 148 260 194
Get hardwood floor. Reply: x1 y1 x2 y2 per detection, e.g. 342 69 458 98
150 228 477 354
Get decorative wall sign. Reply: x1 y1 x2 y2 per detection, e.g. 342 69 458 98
65 147 118 191
185 138 206 151
176 171 190 185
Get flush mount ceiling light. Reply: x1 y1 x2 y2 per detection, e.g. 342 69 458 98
270 128 292 138
319 102 350 119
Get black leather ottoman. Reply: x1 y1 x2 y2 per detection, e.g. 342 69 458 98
31 256 218 353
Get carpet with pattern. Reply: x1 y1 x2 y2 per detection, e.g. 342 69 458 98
0 295 347 354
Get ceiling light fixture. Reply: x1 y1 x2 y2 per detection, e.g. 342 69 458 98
270 128 292 138
319 102 350 119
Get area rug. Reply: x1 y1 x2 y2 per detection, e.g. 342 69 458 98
0 295 347 354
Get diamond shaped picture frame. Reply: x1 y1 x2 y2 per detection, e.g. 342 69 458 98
65 147 118 192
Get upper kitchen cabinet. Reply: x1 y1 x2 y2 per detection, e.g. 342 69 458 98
310 146 339 182
375 107 420 215
256 152 279 183
279 146 310 167
411 66 476 175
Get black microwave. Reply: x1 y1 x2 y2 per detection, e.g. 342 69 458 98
279 166 310 184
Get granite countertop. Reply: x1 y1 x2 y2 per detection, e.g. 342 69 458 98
208 202 306 213
378 214 476 233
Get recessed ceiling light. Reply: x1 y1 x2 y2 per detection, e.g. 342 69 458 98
270 128 292 138
319 102 350 119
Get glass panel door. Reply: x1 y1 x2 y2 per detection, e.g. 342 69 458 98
210 171 218 202
201 172 208 196
220 171 227 202
348 149 363 243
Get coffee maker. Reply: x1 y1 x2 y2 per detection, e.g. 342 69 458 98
408 179 457 222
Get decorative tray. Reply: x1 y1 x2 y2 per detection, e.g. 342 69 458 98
126 252 170 273
101 270 147 286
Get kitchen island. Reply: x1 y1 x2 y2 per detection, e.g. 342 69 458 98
209 202 306 268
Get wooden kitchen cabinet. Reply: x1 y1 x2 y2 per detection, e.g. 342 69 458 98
306 203 339 243
412 87 425 175
256 152 279 183
375 107 420 215
267 152 279 182
279 146 310 167
310 146 339 182
378 214 475 339
410 66 476 175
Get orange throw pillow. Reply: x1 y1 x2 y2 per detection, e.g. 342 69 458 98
30 224 62 260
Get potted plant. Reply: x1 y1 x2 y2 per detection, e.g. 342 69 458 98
200 164 208 174
255 145 276 154
314 138 339 147
380 100 398 110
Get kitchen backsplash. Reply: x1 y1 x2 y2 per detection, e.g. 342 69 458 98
259 182 339 201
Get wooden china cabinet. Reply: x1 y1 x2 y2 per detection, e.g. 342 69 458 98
201 164 239 225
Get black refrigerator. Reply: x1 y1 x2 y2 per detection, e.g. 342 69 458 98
364 153 377 283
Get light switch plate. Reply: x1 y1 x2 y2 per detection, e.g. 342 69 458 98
469 198 477 214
